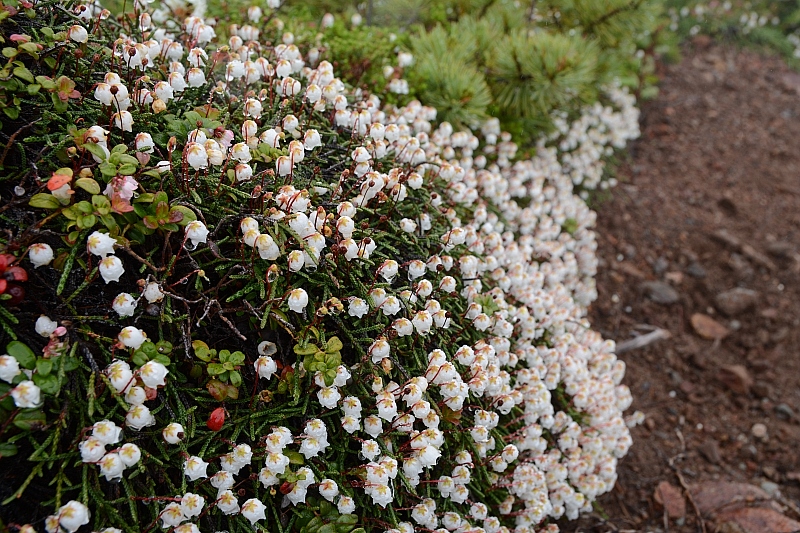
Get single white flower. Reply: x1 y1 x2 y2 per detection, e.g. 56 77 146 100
118 326 147 349
231 142 252 163
210 470 235 491
318 478 339 502
87 231 117 257
184 456 209 481
106 360 134 394
187 68 206 87
99 452 125 481
0 355 20 383
112 293 137 317
119 443 141 467
160 503 185 528
336 496 356 516
135 132 155 153
185 221 209 247
348 297 368 318
29 243 54 268
67 25 89 43
57 501 90 533
162 423 185 444
99 255 125 283
287 288 309 313
92 419 122 445
139 360 168 388
124 385 146 406
143 282 164 303
79 437 106 463
185 142 208 170
111 110 133 131
11 380 41 408
255 356 277 379
180 493 204 518
217 490 240 515
126 404 155 430
241 498 266 525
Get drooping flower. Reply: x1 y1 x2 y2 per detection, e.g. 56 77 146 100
185 221 209 247
28 243 54 268
99 256 125 283
240 498 266 525
287 288 309 313
163 423 185 444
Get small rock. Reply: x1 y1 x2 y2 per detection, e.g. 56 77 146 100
766 241 794 259
698 438 722 464
691 313 731 339
719 365 753 395
751 381 773 399
761 308 779 319
617 262 647 279
622 243 637 260
687 262 707 278
691 482 771 514
715 287 759 316
775 403 795 420
718 507 800 533
729 253 755 280
665 271 684 284
640 280 680 304
785 472 800 482
653 256 669 275
718 197 738 216
760 481 780 497
752 423 768 440
654 481 686 519
729 319 742 331
763 466 780 482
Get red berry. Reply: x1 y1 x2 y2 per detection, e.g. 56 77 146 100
5 284 24 305
207 407 225 431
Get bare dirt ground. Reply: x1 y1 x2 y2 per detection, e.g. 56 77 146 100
564 40 800 533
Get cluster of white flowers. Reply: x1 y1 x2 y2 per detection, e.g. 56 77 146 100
102 356 168 430
112 282 165 317
668 2 784 42
158 430 319 527
78 420 141 480
87 231 126 284
50 0 645 530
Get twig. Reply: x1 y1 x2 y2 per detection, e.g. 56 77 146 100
121 246 166 272
616 328 671 353
709 229 776 270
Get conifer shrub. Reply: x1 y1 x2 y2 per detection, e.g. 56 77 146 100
295 0 661 143
1 1 640 532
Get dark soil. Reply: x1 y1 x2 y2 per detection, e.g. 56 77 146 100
566 40 800 532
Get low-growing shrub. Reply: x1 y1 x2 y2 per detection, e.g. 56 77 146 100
0 1 640 532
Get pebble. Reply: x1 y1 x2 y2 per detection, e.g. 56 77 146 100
766 241 794 259
653 256 669 275
640 280 680 305
760 481 781 497
699 438 722 464
752 381 773 399
775 403 795 420
715 287 759 316
687 262 707 278
718 364 752 395
752 423 768 440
